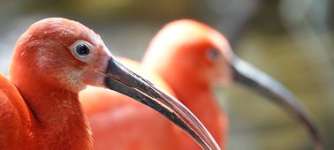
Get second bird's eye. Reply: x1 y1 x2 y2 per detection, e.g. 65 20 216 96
70 40 94 62
207 48 220 61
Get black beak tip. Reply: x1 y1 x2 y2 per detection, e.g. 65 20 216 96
231 56 323 150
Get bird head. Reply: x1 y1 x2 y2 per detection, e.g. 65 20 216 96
144 19 233 87
11 18 110 92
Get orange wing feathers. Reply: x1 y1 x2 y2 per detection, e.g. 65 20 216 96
0 74 32 149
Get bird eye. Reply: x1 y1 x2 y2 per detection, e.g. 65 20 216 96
70 40 93 62
207 48 220 61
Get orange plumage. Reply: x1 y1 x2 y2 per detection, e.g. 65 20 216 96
0 18 220 150
81 19 230 150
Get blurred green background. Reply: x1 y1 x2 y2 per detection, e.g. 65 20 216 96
0 0 333 149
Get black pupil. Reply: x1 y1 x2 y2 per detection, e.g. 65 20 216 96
76 44 90 56
208 49 220 60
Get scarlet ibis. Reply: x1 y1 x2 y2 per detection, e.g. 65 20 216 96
0 18 220 150
81 20 322 150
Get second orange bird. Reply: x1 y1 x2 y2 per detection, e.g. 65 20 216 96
81 20 322 150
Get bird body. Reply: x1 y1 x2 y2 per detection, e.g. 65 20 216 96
0 73 32 150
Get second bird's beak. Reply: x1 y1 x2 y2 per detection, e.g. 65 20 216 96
230 55 322 150
103 58 220 150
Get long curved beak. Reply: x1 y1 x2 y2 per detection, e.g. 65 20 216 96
230 55 322 150
103 58 220 150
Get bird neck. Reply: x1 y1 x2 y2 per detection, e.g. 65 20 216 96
153 66 226 148
11 78 92 150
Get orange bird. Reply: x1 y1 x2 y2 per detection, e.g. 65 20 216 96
0 18 221 150
81 20 322 150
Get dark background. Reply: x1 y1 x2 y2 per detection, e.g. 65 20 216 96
0 0 333 149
